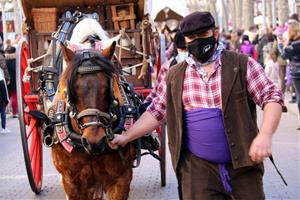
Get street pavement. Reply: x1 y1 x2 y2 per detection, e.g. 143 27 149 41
0 104 299 200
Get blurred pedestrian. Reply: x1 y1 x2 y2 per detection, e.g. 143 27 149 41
221 33 233 50
0 48 10 84
0 57 10 134
13 34 22 47
262 33 276 66
110 11 285 200
5 40 17 117
263 33 279 85
165 28 179 60
275 22 295 101
286 64 297 103
271 34 287 94
265 53 279 86
145 30 187 104
230 31 242 52
279 19 300 129
239 35 254 57
257 28 269 68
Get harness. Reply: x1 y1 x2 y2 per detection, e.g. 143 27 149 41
36 11 99 100
35 11 158 168
40 48 145 167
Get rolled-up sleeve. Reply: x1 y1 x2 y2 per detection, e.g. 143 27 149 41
246 57 285 110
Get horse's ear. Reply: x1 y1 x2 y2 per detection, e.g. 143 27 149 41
61 43 75 62
102 41 116 60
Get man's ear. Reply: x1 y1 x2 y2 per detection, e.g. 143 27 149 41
101 41 116 60
214 28 220 40
61 43 75 63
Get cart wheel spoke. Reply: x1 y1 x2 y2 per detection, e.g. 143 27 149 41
26 119 37 139
32 127 42 187
29 123 38 162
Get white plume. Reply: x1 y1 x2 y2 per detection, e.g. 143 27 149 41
69 18 109 44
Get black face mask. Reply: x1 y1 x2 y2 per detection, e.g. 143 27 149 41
186 35 216 63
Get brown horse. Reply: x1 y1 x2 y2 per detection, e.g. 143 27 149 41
51 43 135 200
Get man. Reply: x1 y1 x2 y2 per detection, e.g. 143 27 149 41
111 12 284 199
145 30 187 103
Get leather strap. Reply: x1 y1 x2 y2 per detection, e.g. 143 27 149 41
76 108 111 121
113 75 124 105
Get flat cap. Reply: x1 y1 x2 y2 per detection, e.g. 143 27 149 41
179 11 215 36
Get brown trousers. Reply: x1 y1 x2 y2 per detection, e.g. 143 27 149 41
177 149 265 200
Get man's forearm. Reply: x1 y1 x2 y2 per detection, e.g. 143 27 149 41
260 102 282 137
124 111 161 142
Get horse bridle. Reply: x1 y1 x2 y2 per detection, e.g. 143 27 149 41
43 48 144 166
66 50 117 141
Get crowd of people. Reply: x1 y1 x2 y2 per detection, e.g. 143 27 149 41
0 35 19 134
160 13 300 129
219 14 300 129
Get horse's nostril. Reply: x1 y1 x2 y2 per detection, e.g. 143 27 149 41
81 137 92 153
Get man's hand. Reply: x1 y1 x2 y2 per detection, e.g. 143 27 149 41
249 133 272 163
108 132 129 149
108 111 161 150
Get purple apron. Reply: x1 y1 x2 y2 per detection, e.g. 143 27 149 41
183 108 232 193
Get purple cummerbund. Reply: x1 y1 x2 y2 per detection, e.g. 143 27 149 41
183 108 232 163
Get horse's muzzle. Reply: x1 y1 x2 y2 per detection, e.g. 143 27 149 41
81 136 106 155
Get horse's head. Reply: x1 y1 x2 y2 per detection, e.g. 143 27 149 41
60 42 117 154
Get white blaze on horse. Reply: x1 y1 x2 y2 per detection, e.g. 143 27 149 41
50 15 135 200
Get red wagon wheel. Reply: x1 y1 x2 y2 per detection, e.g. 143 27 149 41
16 38 43 194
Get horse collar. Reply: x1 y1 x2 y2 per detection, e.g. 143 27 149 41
55 100 74 153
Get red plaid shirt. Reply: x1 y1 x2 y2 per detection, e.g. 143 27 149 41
147 56 284 122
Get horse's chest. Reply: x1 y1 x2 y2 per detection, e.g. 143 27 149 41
51 145 126 181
